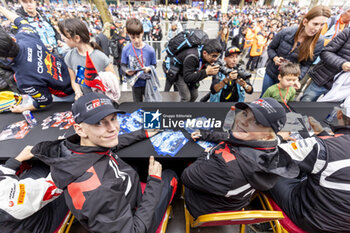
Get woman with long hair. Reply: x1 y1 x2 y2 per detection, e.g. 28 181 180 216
261 5 331 95
217 25 230 53
58 18 115 100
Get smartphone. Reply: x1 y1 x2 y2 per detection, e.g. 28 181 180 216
280 57 288 63
302 116 314 136
131 68 143 72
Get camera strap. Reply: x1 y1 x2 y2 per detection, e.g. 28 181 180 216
198 46 203 70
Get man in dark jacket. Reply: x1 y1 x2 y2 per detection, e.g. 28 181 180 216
109 26 128 83
94 26 110 57
301 28 350 102
269 96 350 233
33 92 178 233
231 25 247 51
182 98 299 218
175 39 223 102
151 22 162 60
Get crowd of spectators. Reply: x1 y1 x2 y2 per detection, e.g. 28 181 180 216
1 2 350 233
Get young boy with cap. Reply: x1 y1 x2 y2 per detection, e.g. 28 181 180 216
183 97 299 217
32 92 178 233
210 46 253 102
268 96 350 233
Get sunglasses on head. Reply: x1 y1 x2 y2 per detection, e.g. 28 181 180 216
228 47 240 54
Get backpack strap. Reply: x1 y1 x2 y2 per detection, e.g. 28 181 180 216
197 46 203 70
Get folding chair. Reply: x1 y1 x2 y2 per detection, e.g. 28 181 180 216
258 193 307 233
183 193 284 233
155 205 173 233
140 182 175 233
55 211 75 233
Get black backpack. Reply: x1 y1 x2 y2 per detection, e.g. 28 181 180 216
165 29 208 56
109 38 119 60
109 35 127 65
162 29 208 84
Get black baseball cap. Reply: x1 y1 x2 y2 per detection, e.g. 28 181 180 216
225 46 241 57
72 92 125 124
235 98 286 133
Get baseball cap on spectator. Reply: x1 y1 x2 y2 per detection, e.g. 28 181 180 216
341 96 350 118
72 92 125 124
94 25 102 31
225 46 241 57
235 98 286 133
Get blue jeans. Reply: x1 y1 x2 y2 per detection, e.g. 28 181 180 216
52 93 75 102
300 81 328 102
261 73 277 97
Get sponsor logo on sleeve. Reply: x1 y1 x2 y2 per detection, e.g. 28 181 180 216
17 184 26 205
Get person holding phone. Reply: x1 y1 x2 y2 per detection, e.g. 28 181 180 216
261 6 331 95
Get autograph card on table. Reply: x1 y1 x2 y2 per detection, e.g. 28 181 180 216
0 120 32 141
117 110 143 135
41 111 75 130
150 130 189 157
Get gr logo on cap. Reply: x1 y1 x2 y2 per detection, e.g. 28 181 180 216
235 97 287 133
72 92 125 124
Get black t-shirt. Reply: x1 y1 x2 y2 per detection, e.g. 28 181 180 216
95 33 110 57
211 78 239 102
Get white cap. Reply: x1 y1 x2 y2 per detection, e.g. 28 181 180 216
341 96 350 117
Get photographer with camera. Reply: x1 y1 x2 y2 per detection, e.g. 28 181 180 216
209 47 253 102
175 39 222 102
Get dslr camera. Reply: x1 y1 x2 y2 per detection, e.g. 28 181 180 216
214 61 252 80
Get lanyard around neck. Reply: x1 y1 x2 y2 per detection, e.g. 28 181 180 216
278 84 292 112
132 44 144 68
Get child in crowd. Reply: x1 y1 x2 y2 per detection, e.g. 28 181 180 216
121 18 157 102
58 18 115 100
262 62 300 104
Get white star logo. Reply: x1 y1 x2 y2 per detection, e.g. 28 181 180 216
150 109 161 122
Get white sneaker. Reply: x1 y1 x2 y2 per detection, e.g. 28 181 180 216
121 81 128 91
